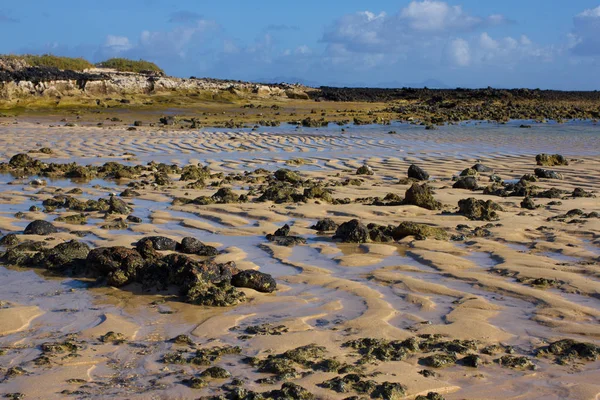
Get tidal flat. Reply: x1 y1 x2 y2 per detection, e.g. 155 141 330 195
0 118 598 399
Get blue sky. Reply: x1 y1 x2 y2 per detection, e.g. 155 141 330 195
1 1 600 89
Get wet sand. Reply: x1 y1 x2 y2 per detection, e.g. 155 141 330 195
0 121 599 399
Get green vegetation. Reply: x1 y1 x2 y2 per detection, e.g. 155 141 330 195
1 54 94 71
96 58 164 74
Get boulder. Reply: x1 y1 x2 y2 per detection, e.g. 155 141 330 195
521 197 536 210
458 198 503 221
310 218 338 232
86 247 145 287
407 164 429 181
536 154 568 166
534 168 563 180
231 270 277 293
333 219 370 243
266 224 307 246
403 183 442 210
392 222 448 241
38 240 90 269
356 164 374 176
453 176 478 190
107 195 132 215
178 237 219 256
136 236 178 252
274 169 302 184
472 163 493 173
24 220 58 235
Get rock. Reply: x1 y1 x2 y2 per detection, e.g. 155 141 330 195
178 237 219 256
211 188 242 204
0 234 19 247
393 222 448 241
38 240 90 269
460 354 481 368
107 195 132 215
460 168 478 177
119 189 140 197
180 164 210 181
536 188 566 199
231 270 277 293
372 382 406 400
408 164 429 181
136 236 178 252
536 154 568 166
274 169 302 184
472 163 493 173
539 339 600 363
572 187 594 198
534 168 563 180
257 183 300 203
496 355 535 370
86 247 145 287
458 198 503 221
521 197 536 210
303 186 333 203
333 219 370 243
420 354 457 368
185 281 245 307
403 183 442 210
266 224 307 246
310 218 338 232
24 220 58 235
453 176 478 190
356 164 374 176
126 215 142 223
9 153 35 168
200 366 231 379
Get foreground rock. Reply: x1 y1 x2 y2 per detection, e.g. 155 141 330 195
0 237 276 307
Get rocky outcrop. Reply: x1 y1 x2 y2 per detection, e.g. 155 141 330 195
0 64 310 102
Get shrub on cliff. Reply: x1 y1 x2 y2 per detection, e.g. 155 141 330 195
96 58 164 74
1 54 93 71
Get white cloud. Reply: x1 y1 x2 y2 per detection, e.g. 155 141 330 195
104 35 132 52
447 38 471 66
570 6 600 56
400 1 481 32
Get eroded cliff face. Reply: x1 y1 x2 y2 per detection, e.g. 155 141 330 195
0 66 311 102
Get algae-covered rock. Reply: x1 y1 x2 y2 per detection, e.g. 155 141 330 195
536 154 568 166
24 220 58 235
393 222 448 240
333 219 370 243
86 246 145 287
458 198 503 221
274 168 302 184
403 183 442 210
231 270 277 293
356 164 374 176
310 218 338 232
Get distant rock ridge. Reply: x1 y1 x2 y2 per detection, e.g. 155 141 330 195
0 59 312 102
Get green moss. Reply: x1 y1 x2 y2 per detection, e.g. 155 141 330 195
96 58 164 74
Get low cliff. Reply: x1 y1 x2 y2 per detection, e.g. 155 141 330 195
0 62 312 105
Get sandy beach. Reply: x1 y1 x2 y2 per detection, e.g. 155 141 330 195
0 120 598 399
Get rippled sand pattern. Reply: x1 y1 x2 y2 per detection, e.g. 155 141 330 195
0 122 599 399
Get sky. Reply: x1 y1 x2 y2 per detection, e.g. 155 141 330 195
1 0 600 89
